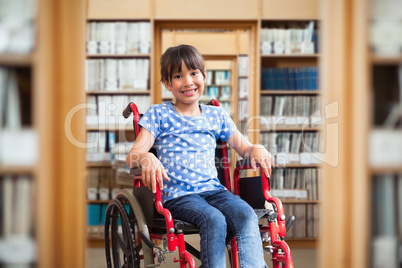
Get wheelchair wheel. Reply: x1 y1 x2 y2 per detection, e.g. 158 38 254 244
105 189 154 267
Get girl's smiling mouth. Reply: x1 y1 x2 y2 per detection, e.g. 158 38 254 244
182 88 197 95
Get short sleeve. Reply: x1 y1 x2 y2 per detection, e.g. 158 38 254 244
138 105 162 138
218 109 237 142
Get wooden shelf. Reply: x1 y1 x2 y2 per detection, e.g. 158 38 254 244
86 90 150 95
260 126 321 132
371 53 402 65
0 165 36 175
370 166 402 175
286 238 318 249
86 125 134 131
0 53 34 66
87 200 110 204
261 90 320 95
261 54 321 58
86 53 150 58
87 163 112 168
273 164 321 168
87 237 105 248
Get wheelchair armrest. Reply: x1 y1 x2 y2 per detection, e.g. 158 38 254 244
129 167 142 177
130 167 177 250
234 160 287 237
236 158 252 167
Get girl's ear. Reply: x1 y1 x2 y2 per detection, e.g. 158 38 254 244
163 80 172 91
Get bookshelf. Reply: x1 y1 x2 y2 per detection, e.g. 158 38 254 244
84 16 153 241
257 18 322 246
1 0 86 267
84 0 322 251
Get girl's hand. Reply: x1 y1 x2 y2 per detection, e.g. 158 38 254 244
140 153 170 193
250 144 272 178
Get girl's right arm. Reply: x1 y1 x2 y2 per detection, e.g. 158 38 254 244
126 128 170 193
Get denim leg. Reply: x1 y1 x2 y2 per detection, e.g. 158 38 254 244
164 192 227 268
206 190 265 268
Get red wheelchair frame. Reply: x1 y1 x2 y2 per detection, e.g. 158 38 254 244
104 100 294 268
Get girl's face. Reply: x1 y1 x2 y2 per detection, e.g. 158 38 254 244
165 60 206 107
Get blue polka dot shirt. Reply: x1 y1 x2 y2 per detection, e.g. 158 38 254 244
138 101 237 202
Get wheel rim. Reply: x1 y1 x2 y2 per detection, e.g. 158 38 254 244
104 198 140 268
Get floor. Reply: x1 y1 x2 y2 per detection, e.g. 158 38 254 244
86 235 317 268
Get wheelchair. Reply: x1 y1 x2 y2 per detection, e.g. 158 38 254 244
104 100 295 268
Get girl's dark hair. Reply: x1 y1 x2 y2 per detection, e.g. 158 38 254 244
160 44 206 84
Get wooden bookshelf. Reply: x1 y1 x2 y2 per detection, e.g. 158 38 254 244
261 90 321 95
0 0 88 267
83 0 323 259
0 53 34 66
86 90 150 95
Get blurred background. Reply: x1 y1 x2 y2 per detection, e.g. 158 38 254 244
0 0 401 267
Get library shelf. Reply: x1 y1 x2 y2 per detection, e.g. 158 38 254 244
286 239 318 249
370 54 402 65
370 166 402 175
86 125 135 131
0 53 34 66
87 237 105 248
273 164 322 168
87 200 110 204
86 53 151 59
261 54 321 58
260 126 321 132
261 90 320 95
86 163 112 168
0 165 36 175
86 90 150 95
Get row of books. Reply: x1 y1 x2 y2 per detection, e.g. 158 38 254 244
261 132 322 165
0 0 36 55
86 22 151 55
87 203 131 237
283 203 319 238
270 168 321 201
260 21 319 55
206 70 231 85
87 167 122 201
85 59 150 91
370 0 402 55
237 99 249 122
86 130 117 163
260 95 321 126
371 174 402 268
0 68 38 167
261 66 319 91
86 95 150 127
0 175 36 264
202 86 232 101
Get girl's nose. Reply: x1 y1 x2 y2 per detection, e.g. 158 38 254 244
183 75 193 86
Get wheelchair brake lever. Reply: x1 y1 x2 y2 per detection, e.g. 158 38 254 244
286 215 296 232
140 231 155 248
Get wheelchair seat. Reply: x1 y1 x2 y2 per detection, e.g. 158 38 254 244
104 100 294 268
131 186 200 235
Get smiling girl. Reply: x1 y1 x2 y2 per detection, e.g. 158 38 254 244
126 44 270 268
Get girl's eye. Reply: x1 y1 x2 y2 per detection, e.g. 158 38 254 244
191 71 198 75
174 75 182 79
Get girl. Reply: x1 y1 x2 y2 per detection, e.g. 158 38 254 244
126 44 270 268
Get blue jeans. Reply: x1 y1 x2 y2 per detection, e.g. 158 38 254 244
164 189 265 268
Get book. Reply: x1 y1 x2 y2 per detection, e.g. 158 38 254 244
87 204 101 237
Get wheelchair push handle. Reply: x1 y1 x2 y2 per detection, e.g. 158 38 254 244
123 102 134 118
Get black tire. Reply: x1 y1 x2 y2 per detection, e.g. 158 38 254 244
105 189 154 267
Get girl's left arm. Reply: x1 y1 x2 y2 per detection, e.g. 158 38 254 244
226 130 272 178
